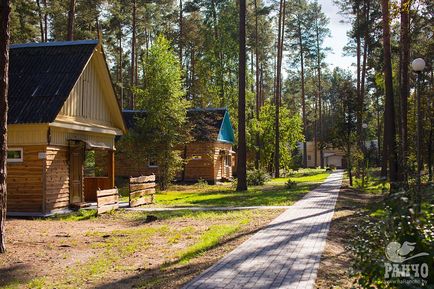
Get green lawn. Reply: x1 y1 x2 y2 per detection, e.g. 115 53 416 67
154 170 330 207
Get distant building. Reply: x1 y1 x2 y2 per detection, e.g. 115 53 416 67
300 140 379 169
7 40 126 216
116 108 235 183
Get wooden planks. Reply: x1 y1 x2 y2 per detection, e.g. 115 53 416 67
96 188 119 214
7 145 46 213
130 174 156 184
129 175 156 207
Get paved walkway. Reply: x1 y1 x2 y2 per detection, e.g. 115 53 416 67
183 170 344 289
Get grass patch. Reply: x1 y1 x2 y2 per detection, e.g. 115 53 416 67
27 277 47 289
176 224 243 264
54 226 164 288
116 208 259 223
47 209 97 221
155 170 330 207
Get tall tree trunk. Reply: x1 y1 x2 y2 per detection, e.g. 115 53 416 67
359 0 370 177
0 0 10 254
274 0 285 177
355 5 362 141
36 0 45 42
254 0 260 169
381 0 398 186
130 0 136 109
314 92 318 167
43 0 48 41
298 15 307 168
237 0 247 191
179 0 183 68
316 19 324 168
67 0 76 41
399 0 410 182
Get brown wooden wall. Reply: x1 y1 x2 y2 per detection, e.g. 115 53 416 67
7 145 46 213
45 146 70 212
115 141 234 182
182 142 216 181
115 151 158 178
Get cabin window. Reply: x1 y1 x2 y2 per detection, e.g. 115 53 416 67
7 148 23 163
192 155 202 160
148 159 158 168
224 155 232 167
307 155 311 161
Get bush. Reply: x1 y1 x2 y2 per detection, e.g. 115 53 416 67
194 178 208 188
285 179 297 189
246 169 270 186
349 190 434 288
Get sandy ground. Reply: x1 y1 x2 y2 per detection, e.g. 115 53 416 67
0 209 283 289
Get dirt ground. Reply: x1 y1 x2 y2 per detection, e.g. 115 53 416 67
0 209 284 289
314 181 382 289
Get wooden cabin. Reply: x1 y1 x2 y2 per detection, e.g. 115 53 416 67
7 40 126 216
303 141 346 168
116 108 235 183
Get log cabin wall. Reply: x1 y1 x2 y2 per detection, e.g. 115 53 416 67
7 145 46 213
115 151 158 178
183 142 216 181
115 142 231 182
44 146 70 213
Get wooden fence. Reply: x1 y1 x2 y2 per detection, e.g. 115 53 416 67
129 174 156 207
96 188 119 214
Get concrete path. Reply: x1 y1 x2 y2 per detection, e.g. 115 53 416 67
183 170 344 289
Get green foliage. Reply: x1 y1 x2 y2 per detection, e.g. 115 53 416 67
126 35 190 190
285 179 297 189
350 190 434 288
194 178 209 188
252 102 304 171
246 169 271 186
10 0 40 43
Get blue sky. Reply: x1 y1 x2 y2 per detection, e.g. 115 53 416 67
317 0 355 70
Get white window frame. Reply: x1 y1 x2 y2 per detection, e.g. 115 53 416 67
224 155 232 167
7 148 24 163
191 155 202 160
148 159 158 168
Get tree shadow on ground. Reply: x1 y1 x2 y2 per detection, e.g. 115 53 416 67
0 264 32 287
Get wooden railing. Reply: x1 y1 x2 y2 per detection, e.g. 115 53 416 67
96 188 119 214
129 175 156 207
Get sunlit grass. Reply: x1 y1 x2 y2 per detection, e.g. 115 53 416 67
46 209 98 221
155 170 330 207
175 224 242 264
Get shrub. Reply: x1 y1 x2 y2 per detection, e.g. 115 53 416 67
194 178 208 188
246 169 270 186
349 190 434 288
285 179 297 189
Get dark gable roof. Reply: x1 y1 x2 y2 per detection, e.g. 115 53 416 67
8 40 98 124
123 108 227 142
187 108 226 142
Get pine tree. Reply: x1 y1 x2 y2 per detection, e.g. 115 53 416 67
0 0 11 254
237 0 247 191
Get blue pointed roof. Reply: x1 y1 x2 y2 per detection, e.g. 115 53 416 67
217 111 235 144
